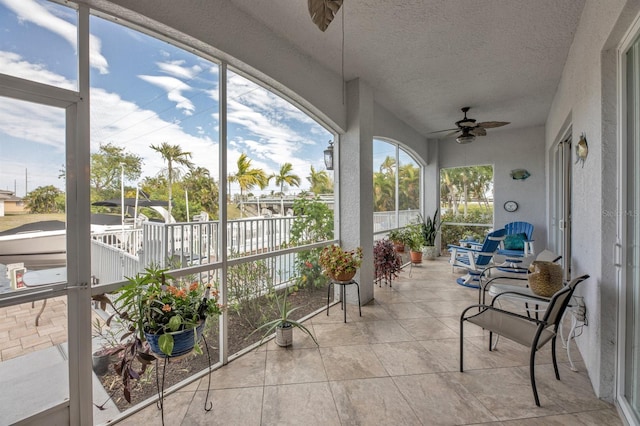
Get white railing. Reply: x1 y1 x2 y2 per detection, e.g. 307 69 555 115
91 239 141 284
92 216 305 286
373 209 420 233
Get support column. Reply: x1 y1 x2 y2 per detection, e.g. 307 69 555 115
339 79 374 304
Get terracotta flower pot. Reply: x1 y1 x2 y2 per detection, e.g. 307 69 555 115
410 250 423 264
330 270 356 282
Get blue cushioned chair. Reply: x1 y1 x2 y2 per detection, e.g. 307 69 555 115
449 228 507 288
498 221 535 260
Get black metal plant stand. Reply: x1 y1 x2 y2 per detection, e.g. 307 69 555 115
154 335 214 426
327 279 362 323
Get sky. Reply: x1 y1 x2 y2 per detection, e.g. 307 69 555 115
0 0 334 198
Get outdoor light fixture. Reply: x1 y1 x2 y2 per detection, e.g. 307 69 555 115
324 140 334 170
456 132 476 144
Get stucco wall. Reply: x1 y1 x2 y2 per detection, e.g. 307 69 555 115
373 103 428 164
545 0 640 401
439 126 548 250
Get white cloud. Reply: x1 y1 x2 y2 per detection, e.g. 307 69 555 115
0 51 75 89
90 87 218 178
138 75 195 115
0 0 109 74
157 60 203 80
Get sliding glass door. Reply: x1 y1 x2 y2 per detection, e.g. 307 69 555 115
619 32 640 424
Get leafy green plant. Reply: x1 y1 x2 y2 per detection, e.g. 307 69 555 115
251 288 318 346
440 209 492 251
226 256 275 329
289 196 334 288
319 244 363 278
419 210 442 246
405 223 425 252
289 196 334 245
93 266 223 402
296 251 328 289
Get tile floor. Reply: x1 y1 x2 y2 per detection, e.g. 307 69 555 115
117 258 623 425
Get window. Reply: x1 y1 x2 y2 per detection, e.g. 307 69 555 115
373 139 421 233
439 165 494 250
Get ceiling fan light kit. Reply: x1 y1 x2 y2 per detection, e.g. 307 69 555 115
456 133 476 144
431 107 510 144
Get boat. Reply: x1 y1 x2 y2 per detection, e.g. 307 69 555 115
0 220 66 269
0 198 172 270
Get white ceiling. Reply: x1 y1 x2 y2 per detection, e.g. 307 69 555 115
227 0 585 138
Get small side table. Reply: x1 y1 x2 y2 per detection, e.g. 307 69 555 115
327 279 362 323
22 267 67 326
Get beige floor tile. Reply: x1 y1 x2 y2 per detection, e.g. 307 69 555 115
330 377 421 425
343 300 394 322
264 347 326 385
320 344 388 380
182 387 263 425
357 319 415 343
527 363 612 413
116 388 195 425
398 317 459 340
311 322 369 347
262 382 340 426
382 302 432 319
372 288 414 304
416 299 478 317
198 350 266 390
371 341 448 375
573 408 624 425
450 367 566 420
394 372 498 425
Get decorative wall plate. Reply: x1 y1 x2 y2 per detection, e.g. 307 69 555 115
575 133 588 167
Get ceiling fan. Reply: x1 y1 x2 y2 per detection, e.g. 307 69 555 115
430 107 510 144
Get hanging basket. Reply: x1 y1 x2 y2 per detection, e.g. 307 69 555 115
145 320 206 358
330 270 356 282
528 261 563 297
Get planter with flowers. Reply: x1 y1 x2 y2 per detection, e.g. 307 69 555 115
97 266 223 404
319 244 364 282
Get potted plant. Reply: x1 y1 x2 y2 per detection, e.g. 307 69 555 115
252 288 319 347
91 318 125 376
319 244 364 282
419 210 442 260
374 239 403 286
405 223 425 263
387 228 407 252
96 266 223 403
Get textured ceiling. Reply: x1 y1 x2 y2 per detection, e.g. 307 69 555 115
227 0 585 137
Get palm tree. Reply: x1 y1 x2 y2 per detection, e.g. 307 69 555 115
307 166 333 195
150 142 194 217
228 153 269 217
398 163 420 210
273 163 301 215
373 171 395 212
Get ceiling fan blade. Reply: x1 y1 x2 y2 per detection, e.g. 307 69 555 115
308 0 343 32
444 130 461 138
477 121 509 129
470 127 487 136
428 128 459 134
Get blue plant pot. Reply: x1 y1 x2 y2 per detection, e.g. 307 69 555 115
145 320 205 358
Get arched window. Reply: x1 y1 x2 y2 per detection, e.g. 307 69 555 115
373 139 422 233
